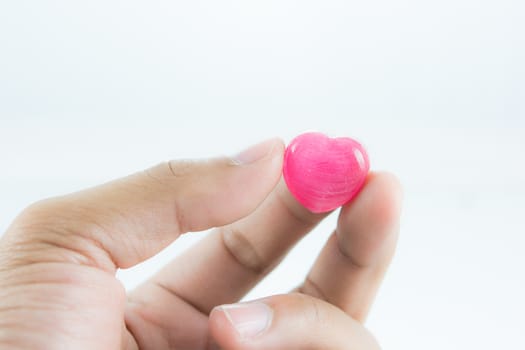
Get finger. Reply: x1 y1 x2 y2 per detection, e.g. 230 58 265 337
297 172 403 322
209 293 380 350
5 138 284 272
140 178 329 314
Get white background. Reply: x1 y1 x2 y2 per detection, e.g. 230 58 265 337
1 1 524 349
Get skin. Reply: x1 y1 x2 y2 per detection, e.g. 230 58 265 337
0 138 402 350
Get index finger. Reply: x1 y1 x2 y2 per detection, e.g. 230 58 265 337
4 139 284 272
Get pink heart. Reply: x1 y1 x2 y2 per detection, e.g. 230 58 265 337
283 132 370 213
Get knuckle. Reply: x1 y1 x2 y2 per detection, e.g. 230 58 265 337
14 198 65 231
166 159 197 178
303 295 326 325
13 195 97 237
142 160 199 191
270 293 381 349
297 277 329 302
143 160 193 183
220 226 268 275
5 198 114 271
280 293 328 325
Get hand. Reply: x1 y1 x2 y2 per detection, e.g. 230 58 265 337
0 138 402 350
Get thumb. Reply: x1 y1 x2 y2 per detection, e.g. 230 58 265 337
3 138 284 272
209 293 380 350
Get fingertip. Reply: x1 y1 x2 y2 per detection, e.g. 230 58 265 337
209 306 230 346
371 171 404 206
336 171 403 267
209 298 281 350
170 138 286 234
373 171 403 224
340 171 403 227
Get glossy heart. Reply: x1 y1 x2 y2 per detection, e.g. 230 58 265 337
283 132 369 213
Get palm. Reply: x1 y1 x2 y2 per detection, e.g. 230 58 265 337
1 261 209 349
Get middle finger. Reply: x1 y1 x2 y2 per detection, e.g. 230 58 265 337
145 178 328 314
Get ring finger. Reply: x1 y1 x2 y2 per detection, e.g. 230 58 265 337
297 172 402 322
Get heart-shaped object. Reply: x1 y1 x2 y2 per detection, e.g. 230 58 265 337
283 132 370 213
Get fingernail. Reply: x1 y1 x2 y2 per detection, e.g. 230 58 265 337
219 302 273 339
232 138 280 165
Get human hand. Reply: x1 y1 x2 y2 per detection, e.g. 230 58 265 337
0 138 402 349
